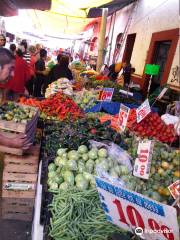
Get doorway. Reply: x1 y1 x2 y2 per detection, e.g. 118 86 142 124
142 28 179 93
122 33 136 64
150 40 172 93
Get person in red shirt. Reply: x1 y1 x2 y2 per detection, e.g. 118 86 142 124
6 48 31 100
0 47 31 150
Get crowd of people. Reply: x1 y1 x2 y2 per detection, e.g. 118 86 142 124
0 33 136 102
0 34 74 100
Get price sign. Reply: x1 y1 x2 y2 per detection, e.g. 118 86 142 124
136 99 151 123
157 88 168 100
96 177 179 240
133 140 153 179
168 180 180 203
118 104 130 131
99 88 114 101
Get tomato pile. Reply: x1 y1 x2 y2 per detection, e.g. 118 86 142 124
19 93 84 120
128 111 176 143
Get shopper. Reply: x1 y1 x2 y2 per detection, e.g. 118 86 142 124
34 48 47 97
52 54 72 79
9 43 16 55
0 48 31 149
20 39 31 64
0 34 6 47
26 45 37 96
6 48 31 100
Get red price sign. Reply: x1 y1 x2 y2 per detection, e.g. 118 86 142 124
133 140 153 179
118 104 130 131
96 177 179 240
99 88 114 101
136 99 151 123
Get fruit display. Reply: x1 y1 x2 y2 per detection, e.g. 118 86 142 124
45 78 73 98
121 132 179 204
19 93 83 121
127 111 177 143
47 144 130 191
73 89 98 110
0 101 37 123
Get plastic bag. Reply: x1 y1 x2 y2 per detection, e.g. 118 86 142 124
161 113 179 125
89 140 133 187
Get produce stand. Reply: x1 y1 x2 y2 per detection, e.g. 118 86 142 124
0 73 179 240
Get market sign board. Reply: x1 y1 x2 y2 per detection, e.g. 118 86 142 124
136 99 151 123
145 64 160 75
133 140 153 179
118 104 130 132
96 177 179 240
99 88 114 102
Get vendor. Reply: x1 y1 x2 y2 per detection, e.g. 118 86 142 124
108 62 125 81
0 48 31 150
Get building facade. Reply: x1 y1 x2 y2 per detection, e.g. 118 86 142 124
82 0 179 91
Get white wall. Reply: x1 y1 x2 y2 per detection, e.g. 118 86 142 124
107 0 179 86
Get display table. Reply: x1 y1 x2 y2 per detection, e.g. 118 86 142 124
32 161 43 240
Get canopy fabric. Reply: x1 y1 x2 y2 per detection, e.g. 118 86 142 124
25 10 92 35
3 0 112 37
0 0 51 17
25 0 112 35
50 0 112 18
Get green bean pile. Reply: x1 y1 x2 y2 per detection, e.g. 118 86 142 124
49 188 123 240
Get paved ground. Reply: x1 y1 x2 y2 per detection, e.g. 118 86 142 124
0 218 32 240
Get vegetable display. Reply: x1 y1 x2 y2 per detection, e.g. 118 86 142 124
44 117 123 157
0 101 36 123
73 89 98 110
19 93 83 121
49 188 126 240
47 144 129 191
85 79 122 90
45 78 73 98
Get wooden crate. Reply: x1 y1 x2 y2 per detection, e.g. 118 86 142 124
1 198 34 221
0 103 39 155
0 104 39 133
2 145 40 199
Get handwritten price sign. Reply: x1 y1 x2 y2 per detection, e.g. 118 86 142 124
133 140 153 179
99 88 114 102
136 99 151 123
96 177 179 240
118 104 130 131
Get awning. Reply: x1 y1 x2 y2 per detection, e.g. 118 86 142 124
3 0 113 36
0 0 51 17
88 0 136 17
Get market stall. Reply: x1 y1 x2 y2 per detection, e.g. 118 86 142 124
4 70 176 237
0 1 179 240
